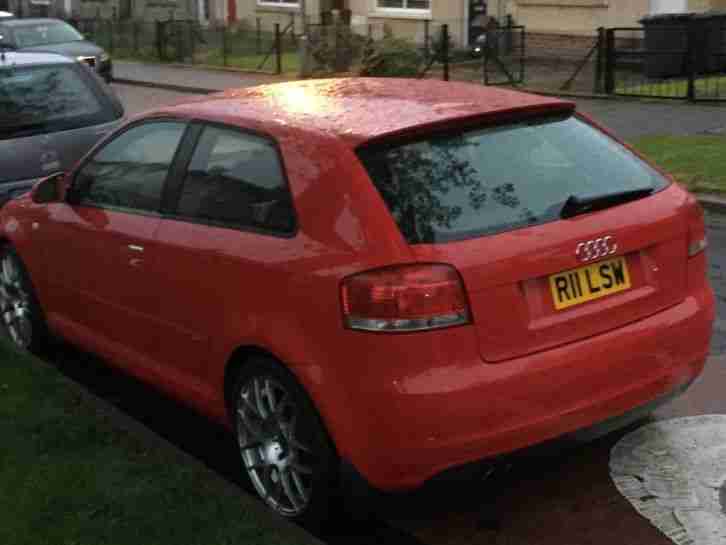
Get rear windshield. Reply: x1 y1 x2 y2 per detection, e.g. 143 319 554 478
7 21 83 47
0 64 117 140
357 115 669 244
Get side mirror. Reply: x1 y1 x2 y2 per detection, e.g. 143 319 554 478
31 172 67 204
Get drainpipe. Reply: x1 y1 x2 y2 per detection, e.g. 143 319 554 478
299 0 306 34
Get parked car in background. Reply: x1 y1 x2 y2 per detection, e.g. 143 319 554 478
0 79 713 527
0 18 112 82
0 52 123 204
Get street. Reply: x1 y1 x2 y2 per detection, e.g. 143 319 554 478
112 83 197 117
41 83 719 545
112 83 726 138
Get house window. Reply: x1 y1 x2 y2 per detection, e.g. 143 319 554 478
649 0 687 14
257 0 299 7
377 0 431 12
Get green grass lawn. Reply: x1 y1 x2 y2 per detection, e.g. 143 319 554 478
631 135 726 195
617 75 726 99
0 341 310 545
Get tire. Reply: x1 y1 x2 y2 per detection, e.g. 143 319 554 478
0 245 50 354
231 356 339 528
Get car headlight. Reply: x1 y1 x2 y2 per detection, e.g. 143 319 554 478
99 52 110 62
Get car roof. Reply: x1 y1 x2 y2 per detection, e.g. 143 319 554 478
150 78 574 148
0 50 75 66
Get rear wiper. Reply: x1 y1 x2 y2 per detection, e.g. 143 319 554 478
560 187 654 219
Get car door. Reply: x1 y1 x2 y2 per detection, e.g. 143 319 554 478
151 122 297 389
38 119 188 362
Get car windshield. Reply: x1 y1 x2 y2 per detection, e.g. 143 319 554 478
0 64 116 139
357 115 669 244
10 21 83 47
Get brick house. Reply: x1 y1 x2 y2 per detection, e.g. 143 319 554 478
507 0 726 36
0 0 227 23
236 0 726 46
3 0 725 38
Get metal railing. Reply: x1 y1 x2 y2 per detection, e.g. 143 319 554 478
603 22 726 102
420 21 526 85
66 18 289 75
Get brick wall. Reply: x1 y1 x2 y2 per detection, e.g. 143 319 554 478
525 31 598 62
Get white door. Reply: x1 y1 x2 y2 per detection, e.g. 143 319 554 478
649 0 688 14
198 0 209 24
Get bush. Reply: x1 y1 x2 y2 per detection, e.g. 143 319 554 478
306 26 370 74
359 37 424 77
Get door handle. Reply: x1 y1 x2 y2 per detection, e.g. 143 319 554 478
127 244 144 253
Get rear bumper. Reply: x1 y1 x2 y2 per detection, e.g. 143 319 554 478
339 284 714 491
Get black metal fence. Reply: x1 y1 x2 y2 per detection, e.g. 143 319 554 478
66 18 292 74
603 21 726 101
420 22 525 86
482 25 526 85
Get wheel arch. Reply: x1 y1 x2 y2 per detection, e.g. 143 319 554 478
223 344 282 417
221 343 351 461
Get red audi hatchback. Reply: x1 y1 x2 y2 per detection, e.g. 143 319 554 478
0 79 714 525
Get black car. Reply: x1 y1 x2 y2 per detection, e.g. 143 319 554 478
0 18 112 82
0 51 124 204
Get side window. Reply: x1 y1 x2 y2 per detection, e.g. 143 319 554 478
76 122 186 213
176 126 295 233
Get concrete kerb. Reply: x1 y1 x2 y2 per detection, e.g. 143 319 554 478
113 78 217 95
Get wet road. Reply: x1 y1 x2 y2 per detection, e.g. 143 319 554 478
112 83 198 115
34 84 726 544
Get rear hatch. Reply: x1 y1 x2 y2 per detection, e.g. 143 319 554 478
357 111 689 362
0 61 121 184
0 121 117 183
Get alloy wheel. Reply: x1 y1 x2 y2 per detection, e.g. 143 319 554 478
0 253 32 349
236 376 316 517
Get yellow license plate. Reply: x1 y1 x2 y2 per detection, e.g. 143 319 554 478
549 257 631 311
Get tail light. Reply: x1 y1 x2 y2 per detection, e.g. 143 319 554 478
687 202 707 258
685 199 708 290
341 264 470 332
688 236 707 257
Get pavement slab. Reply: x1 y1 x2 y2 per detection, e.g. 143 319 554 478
611 414 726 545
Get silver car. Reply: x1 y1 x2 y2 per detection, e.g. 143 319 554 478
0 52 123 204
0 18 112 82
